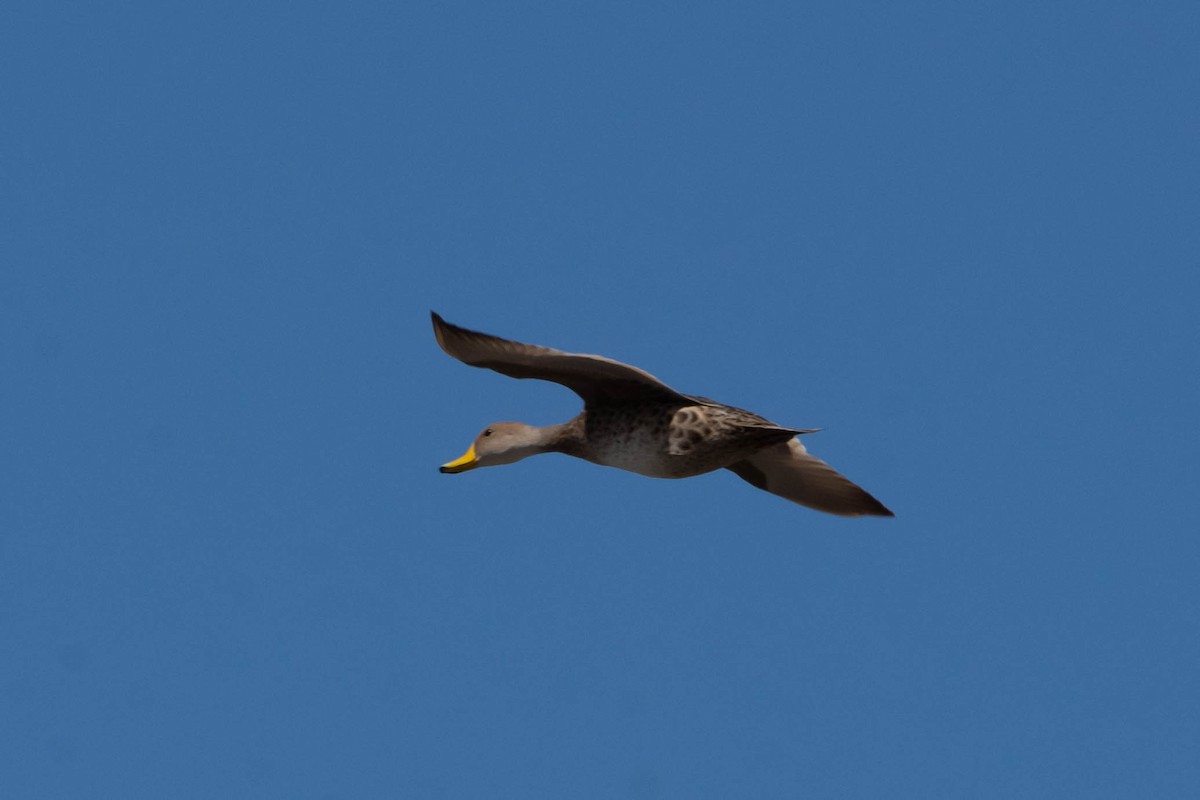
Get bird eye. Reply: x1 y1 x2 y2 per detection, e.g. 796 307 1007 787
483 428 493 437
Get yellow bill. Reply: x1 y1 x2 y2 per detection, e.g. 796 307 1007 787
439 443 478 473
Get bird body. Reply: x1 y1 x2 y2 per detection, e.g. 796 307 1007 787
575 402 803 479
432 312 892 517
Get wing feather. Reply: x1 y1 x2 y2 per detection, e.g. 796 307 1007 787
726 439 893 517
432 312 691 405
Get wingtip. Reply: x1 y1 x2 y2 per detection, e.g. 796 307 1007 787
866 499 895 518
836 501 894 518
430 311 452 353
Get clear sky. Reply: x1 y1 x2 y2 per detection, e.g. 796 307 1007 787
3 1 1198 797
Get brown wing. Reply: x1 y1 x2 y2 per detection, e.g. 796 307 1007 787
431 312 693 405
726 439 893 517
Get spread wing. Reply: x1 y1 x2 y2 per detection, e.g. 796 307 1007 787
431 312 693 405
726 439 893 517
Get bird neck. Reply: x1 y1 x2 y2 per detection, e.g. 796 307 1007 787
538 415 588 458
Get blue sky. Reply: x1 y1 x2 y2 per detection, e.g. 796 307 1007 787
3 1 1198 797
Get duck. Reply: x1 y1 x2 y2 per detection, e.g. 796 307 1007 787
432 312 892 517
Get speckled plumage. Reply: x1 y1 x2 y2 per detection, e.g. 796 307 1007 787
432 313 892 517
568 402 796 479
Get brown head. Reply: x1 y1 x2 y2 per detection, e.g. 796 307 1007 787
439 422 549 473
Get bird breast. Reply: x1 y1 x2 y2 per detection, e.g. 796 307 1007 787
583 404 735 479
